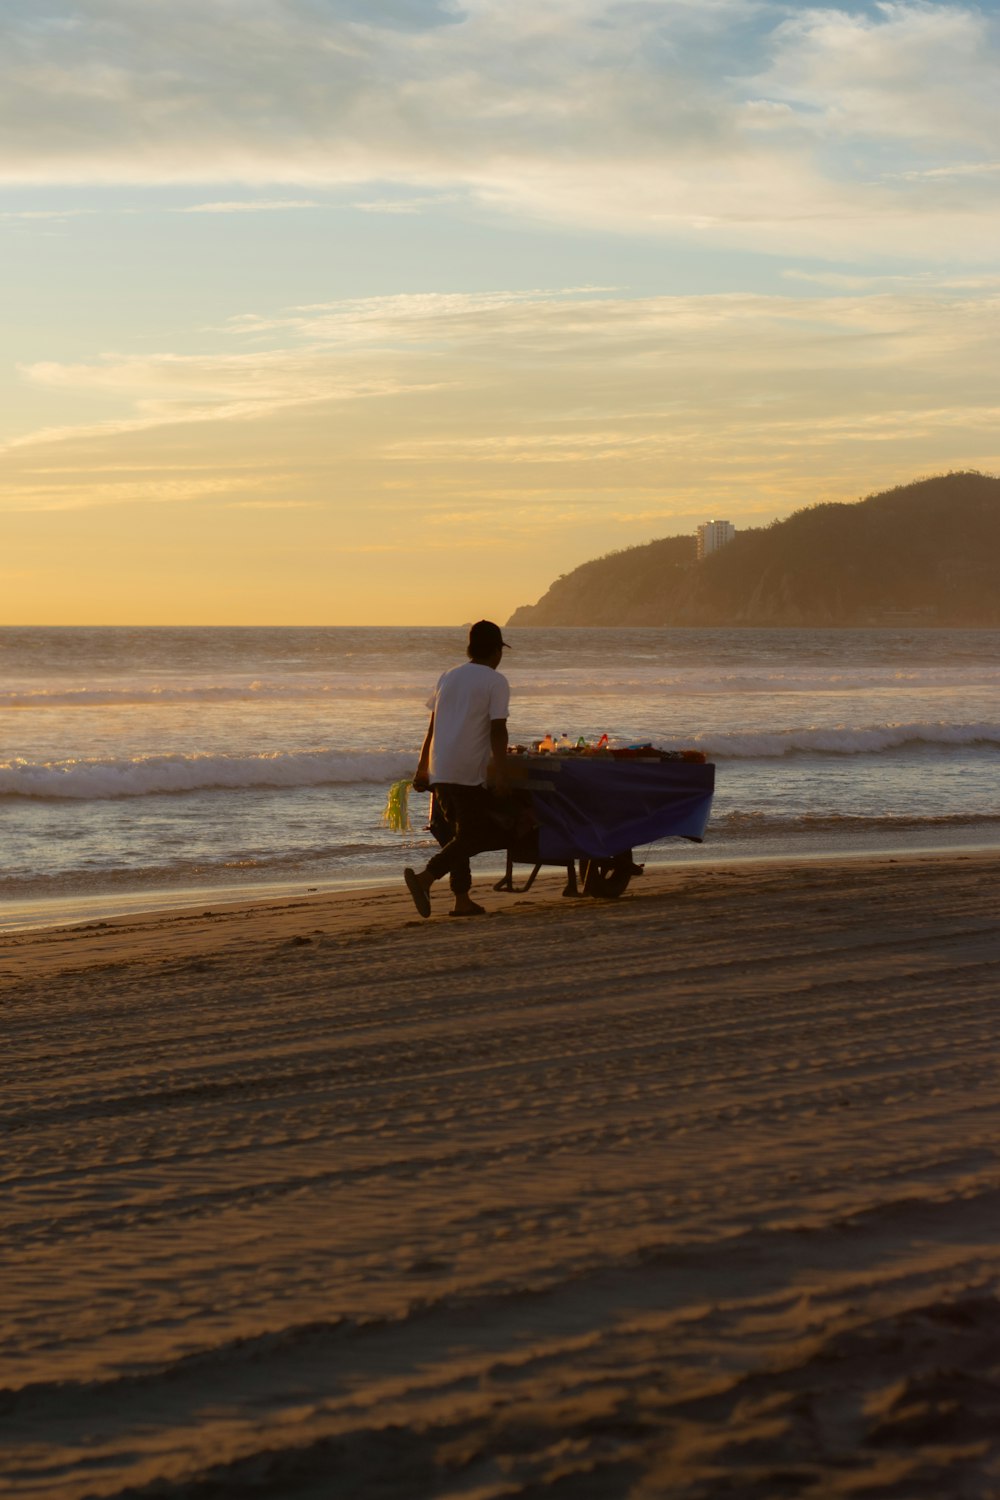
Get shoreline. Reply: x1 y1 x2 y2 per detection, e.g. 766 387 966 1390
4 846 999 1498
3 822 1000 935
1 845 998 978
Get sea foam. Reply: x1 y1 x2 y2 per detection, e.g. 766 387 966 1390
688 720 1000 759
2 722 998 800
0 748 418 800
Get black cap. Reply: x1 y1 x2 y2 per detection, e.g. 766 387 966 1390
468 619 510 656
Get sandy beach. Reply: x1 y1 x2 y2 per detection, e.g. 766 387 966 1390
3 850 999 1499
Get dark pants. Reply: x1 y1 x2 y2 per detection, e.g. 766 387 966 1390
424 783 508 895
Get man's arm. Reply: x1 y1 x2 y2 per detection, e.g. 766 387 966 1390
488 717 509 787
413 713 434 792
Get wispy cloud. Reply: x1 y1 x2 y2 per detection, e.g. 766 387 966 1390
207 283 1000 381
895 162 1000 181
14 279 1000 426
0 208 95 220
6 348 438 454
784 267 1000 291
224 498 321 509
0 474 259 513
1 2 998 257
352 195 458 214
5 283 999 533
179 200 319 213
757 2 999 147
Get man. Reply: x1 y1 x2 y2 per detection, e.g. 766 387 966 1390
404 620 511 918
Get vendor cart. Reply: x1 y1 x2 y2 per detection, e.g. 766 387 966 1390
493 751 715 900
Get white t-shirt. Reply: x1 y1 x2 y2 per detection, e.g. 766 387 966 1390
428 662 510 786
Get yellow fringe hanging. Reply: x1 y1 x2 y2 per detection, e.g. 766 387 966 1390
380 778 412 833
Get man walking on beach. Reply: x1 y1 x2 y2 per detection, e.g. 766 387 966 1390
404 620 511 919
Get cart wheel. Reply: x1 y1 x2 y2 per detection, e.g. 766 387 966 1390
579 855 634 899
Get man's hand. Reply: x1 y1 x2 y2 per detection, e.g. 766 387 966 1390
488 718 510 789
413 712 434 794
487 762 508 792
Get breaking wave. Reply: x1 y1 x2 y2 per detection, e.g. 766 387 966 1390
685 720 1000 759
2 722 997 800
0 748 418 800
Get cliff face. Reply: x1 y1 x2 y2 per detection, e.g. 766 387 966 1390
507 473 1000 628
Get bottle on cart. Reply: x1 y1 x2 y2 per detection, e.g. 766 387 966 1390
538 732 555 752
557 732 572 750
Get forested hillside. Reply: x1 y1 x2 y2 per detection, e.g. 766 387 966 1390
507 473 1000 627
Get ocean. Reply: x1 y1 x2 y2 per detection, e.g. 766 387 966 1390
2 625 999 929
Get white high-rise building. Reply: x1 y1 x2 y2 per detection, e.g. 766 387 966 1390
696 519 736 560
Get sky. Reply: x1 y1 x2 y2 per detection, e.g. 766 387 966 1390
2 0 1000 625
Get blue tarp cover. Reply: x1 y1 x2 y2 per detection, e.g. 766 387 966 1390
526 757 715 862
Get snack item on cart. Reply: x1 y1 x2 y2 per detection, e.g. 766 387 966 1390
523 739 706 764
532 732 610 755
523 734 706 763
610 743 707 764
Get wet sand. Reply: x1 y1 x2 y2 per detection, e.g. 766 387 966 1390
3 851 999 1498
